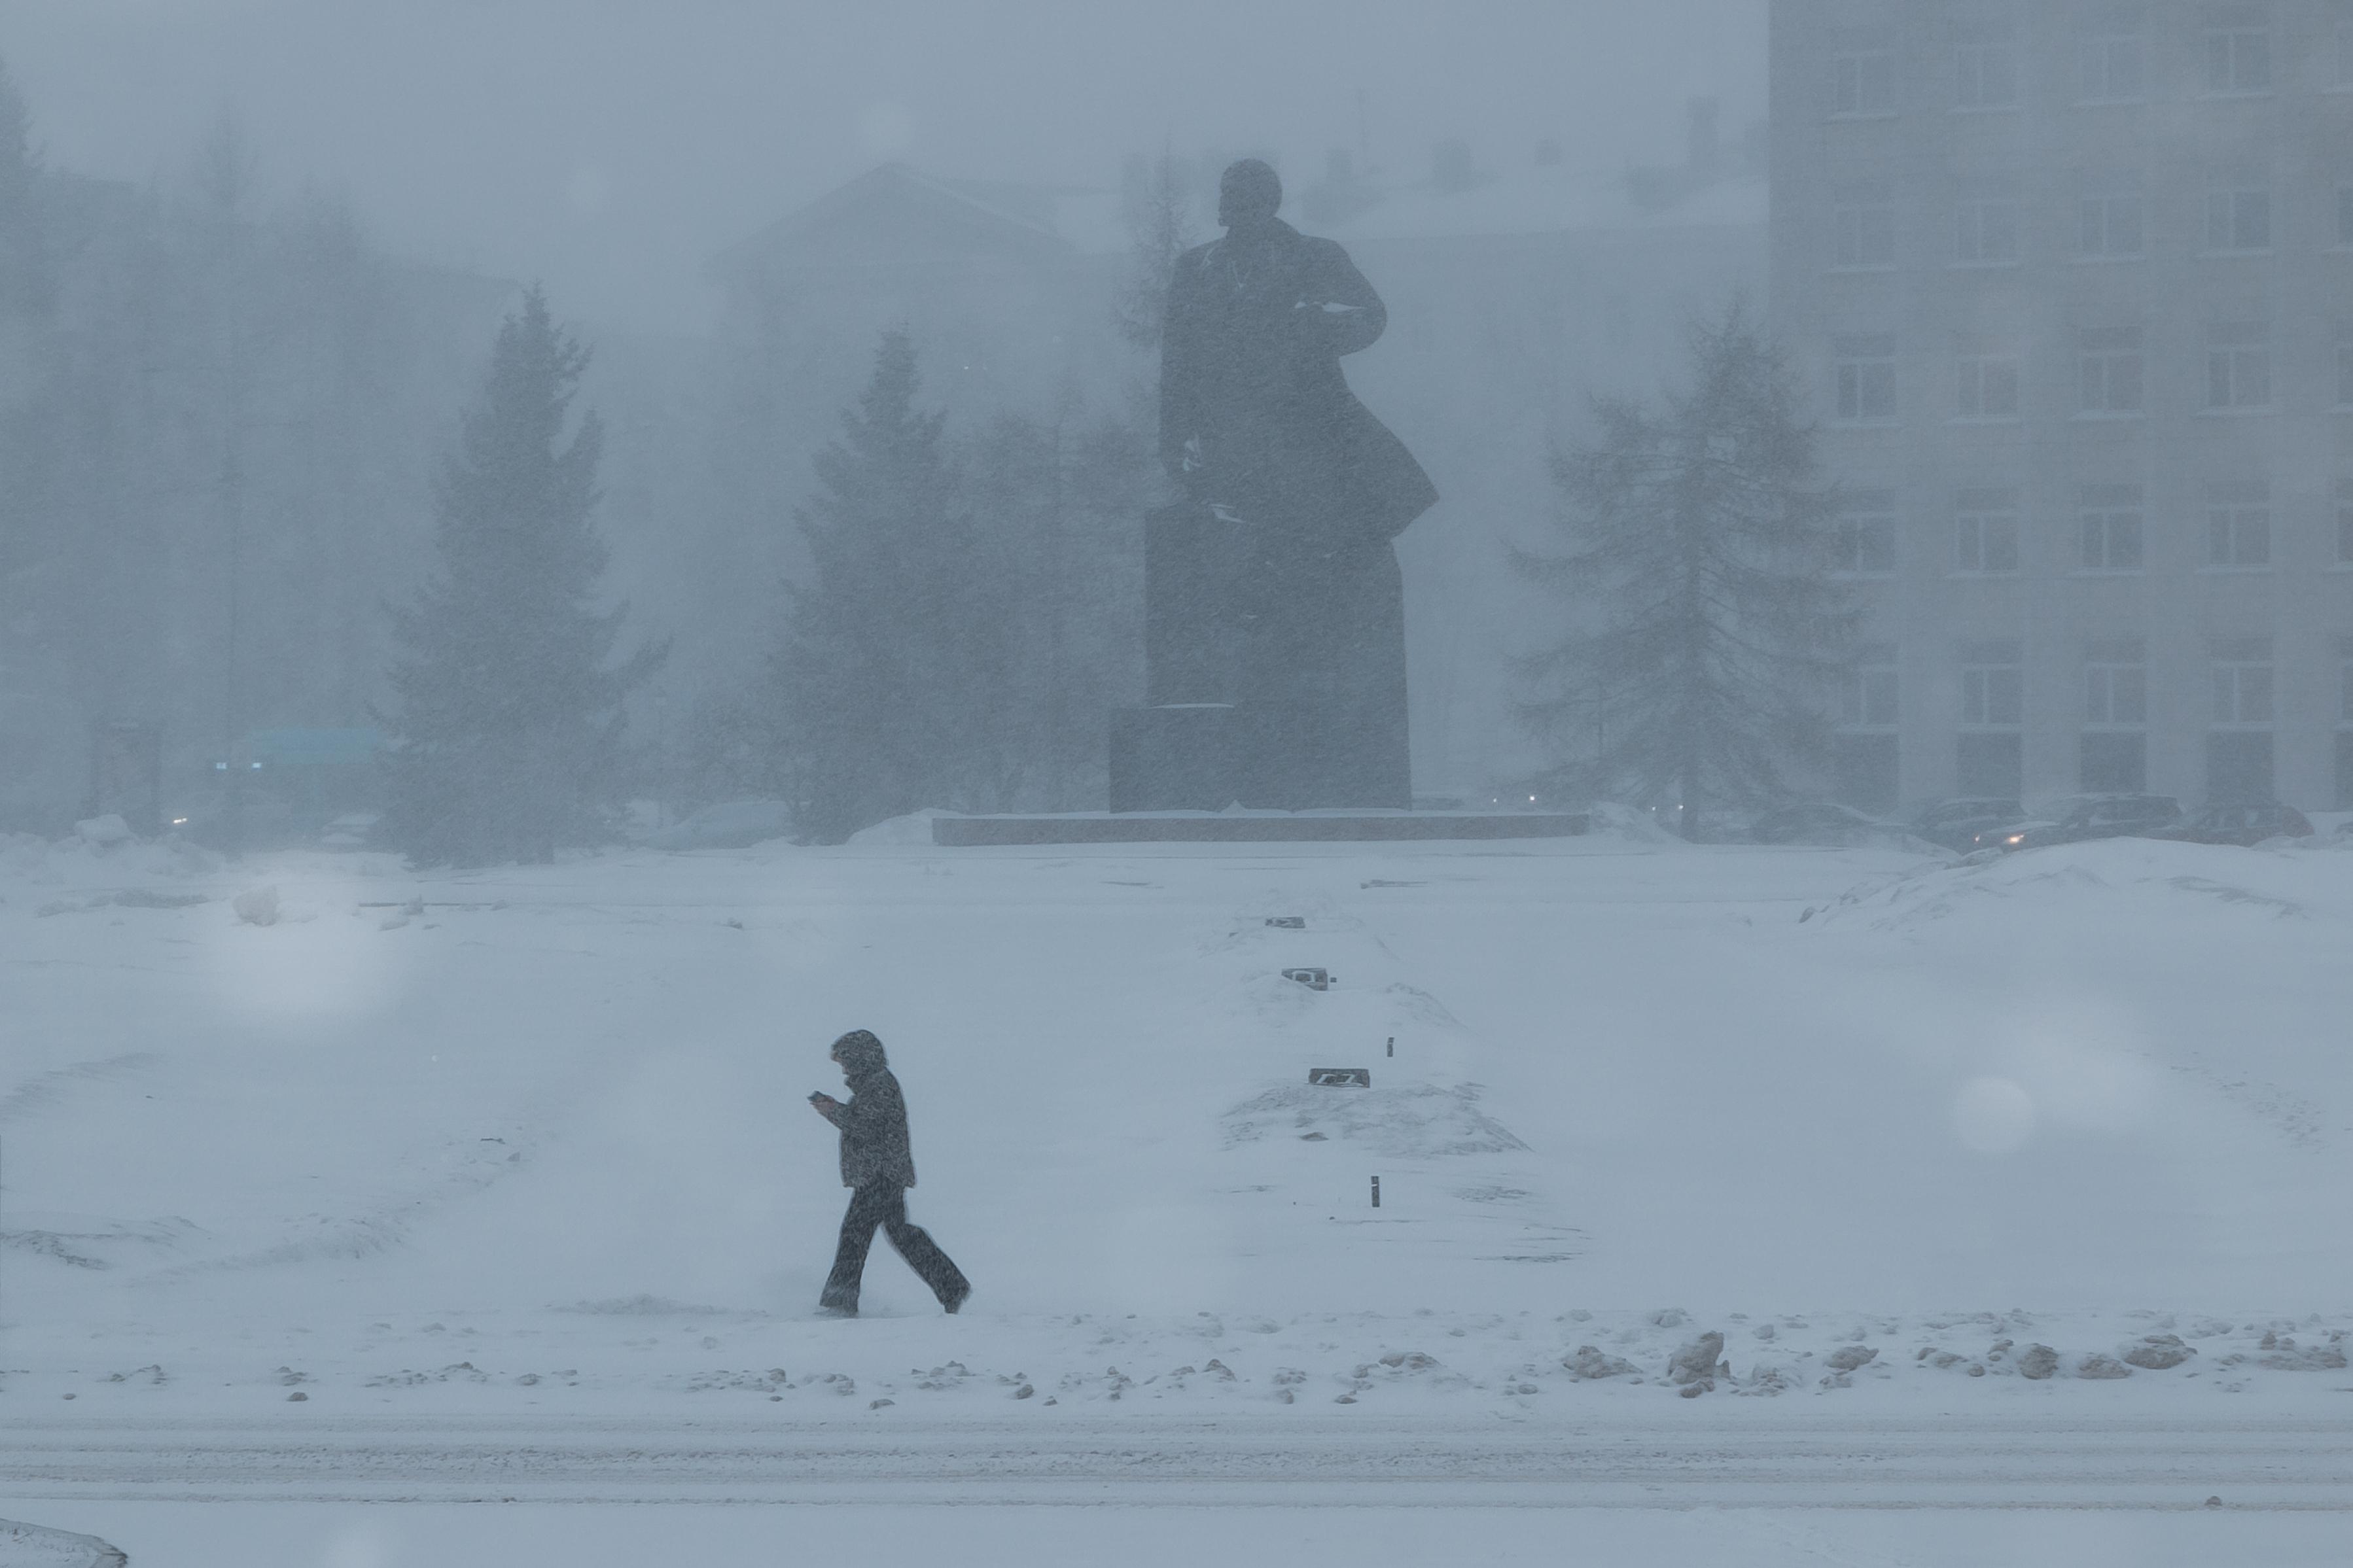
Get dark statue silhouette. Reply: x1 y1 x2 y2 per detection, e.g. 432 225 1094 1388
1112 159 1436 812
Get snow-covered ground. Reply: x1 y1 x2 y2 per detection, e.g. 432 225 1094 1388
3 823 2350 1561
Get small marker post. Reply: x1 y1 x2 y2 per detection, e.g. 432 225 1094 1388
1370 1176 1381 1208
1386 1036 1394 1057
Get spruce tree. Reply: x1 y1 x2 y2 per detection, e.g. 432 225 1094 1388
1515 302 1856 840
768 330 1009 841
381 287 662 865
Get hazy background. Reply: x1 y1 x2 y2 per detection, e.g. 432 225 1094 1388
0 0 1765 332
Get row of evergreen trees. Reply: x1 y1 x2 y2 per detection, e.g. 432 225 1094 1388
380 309 1146 859
382 293 1854 861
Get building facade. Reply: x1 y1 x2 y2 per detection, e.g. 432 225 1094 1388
1771 0 2353 816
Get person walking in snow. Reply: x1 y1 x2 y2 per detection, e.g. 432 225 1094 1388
807 1029 970 1317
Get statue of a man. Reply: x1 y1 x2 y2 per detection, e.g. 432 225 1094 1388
1154 159 1436 809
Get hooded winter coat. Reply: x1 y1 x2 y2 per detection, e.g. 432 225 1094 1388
826 1031 917 1190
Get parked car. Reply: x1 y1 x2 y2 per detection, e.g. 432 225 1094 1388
2152 801 2312 846
1973 793 2183 852
1911 797 2022 854
1749 801 1907 846
645 799 795 850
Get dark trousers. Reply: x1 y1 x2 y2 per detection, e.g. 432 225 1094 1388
821 1183 968 1312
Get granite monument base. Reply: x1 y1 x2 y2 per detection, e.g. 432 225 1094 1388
931 810 1589 846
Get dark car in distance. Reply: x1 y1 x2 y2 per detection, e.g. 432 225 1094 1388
2152 801 2313 846
1973 793 2184 853
1911 797 2023 854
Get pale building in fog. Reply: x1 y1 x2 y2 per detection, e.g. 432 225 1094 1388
1772 0 2353 814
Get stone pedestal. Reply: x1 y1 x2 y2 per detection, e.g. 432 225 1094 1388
1108 704 1242 812
1111 501 1410 812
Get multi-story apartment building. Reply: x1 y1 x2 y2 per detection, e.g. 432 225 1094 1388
1771 1 2353 816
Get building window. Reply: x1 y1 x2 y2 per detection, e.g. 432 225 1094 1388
1843 643 1900 729
1955 38 2021 109
2080 192 2146 258
1956 347 2020 420
2083 636 2148 792
1833 334 1898 422
1953 488 2021 574
1831 490 1898 576
2078 483 2146 571
1961 641 2025 727
2078 326 2144 414
2210 636 2275 801
1831 181 1897 269
1956 194 2020 265
1958 639 2024 799
2204 183 2272 253
1833 50 1898 117
2214 642 2274 723
2206 322 2271 410
1835 642 1900 812
2205 18 2273 95
2079 26 2146 101
2086 639 2148 727
2207 480 2271 566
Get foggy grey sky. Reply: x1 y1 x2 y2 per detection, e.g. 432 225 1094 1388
0 1 1765 335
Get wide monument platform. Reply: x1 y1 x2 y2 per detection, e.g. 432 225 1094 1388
930 809 1589 846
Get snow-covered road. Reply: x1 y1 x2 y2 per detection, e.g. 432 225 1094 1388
7 1412 2353 1508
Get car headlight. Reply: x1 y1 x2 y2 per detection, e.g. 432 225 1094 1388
2005 833 2025 846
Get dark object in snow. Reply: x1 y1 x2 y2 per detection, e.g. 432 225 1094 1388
1370 1175 1380 1208
1116 160 1434 814
1824 1344 1877 1373
1309 1068 1371 1087
1563 1345 1638 1380
1265 915 1305 929
1283 967 1334 990
1386 1036 1394 1057
2014 1343 2061 1380
0 1519 128 1567
1911 797 2023 854
810 1031 969 1315
1669 1331 1727 1394
2123 1334 2195 1370
2152 801 2313 846
1970 793 2182 853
